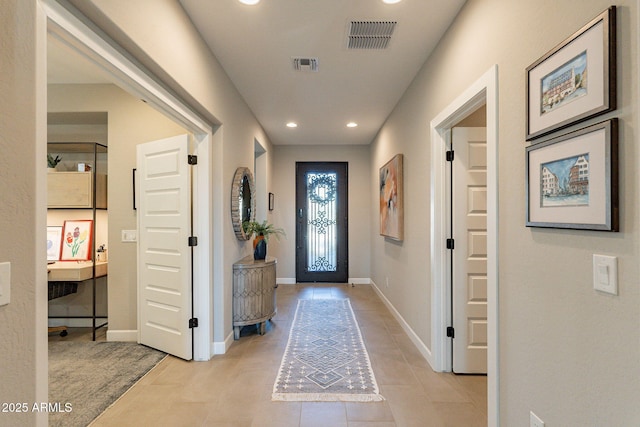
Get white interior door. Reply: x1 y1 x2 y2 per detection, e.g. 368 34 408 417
137 134 193 360
452 127 487 374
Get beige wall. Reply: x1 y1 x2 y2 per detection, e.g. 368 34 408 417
0 1 48 426
47 84 187 333
272 145 371 280
371 1 639 425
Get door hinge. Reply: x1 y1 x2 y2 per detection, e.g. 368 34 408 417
188 236 198 247
189 318 198 328
446 326 455 338
446 150 454 162
188 155 198 165
446 238 455 250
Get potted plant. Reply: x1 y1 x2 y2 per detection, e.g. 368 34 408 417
243 220 285 260
47 154 62 171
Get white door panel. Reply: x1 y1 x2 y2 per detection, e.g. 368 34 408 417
137 134 192 360
452 127 487 374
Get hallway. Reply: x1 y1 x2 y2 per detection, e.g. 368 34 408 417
91 284 487 426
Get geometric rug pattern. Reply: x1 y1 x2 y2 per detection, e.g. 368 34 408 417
272 299 384 402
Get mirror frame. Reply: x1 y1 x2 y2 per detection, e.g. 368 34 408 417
231 166 256 240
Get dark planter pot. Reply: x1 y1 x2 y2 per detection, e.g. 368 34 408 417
253 236 267 260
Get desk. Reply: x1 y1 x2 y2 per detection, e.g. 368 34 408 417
48 261 108 340
48 261 108 281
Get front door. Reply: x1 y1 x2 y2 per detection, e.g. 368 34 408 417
295 162 348 283
137 134 193 360
451 127 488 374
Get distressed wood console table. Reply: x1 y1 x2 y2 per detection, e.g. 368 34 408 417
232 256 277 339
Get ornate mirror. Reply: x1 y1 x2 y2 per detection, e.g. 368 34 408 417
231 167 255 240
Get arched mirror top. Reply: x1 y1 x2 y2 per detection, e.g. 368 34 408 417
231 167 255 241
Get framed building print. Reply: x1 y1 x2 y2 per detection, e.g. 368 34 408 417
526 119 617 231
379 154 404 241
60 220 94 261
526 6 616 141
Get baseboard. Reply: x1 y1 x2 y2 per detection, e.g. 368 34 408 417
212 330 235 355
106 330 138 342
370 280 435 370
277 278 296 285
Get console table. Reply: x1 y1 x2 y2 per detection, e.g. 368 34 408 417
232 256 277 339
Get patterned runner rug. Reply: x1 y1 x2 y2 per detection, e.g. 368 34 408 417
272 299 383 402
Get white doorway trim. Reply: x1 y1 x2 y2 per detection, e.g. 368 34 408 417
42 0 214 361
430 65 499 426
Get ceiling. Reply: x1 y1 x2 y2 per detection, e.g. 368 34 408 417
48 0 466 146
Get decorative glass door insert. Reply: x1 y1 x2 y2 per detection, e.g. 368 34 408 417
296 162 348 282
306 172 337 272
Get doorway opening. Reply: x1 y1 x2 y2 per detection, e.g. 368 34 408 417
430 65 499 425
43 0 214 361
295 162 349 283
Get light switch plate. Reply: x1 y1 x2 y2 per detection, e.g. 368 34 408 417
121 229 137 242
0 262 11 306
593 254 617 295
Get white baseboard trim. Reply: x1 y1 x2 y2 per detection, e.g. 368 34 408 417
106 330 138 342
212 330 235 355
370 280 435 370
277 278 296 285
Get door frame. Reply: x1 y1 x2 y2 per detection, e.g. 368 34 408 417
42 0 215 361
430 65 499 425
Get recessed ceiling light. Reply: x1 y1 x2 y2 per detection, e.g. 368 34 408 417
286 122 298 128
238 0 260 5
382 0 402 3
346 122 358 128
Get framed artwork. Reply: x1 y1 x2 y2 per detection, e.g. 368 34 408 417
526 7 616 141
46 226 63 262
269 192 275 211
60 220 94 261
526 119 617 231
379 154 404 241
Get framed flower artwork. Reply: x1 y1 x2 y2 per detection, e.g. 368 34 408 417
60 220 94 261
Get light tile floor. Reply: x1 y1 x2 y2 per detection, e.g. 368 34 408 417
90 284 487 427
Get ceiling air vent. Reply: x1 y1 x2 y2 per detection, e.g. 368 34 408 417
347 21 397 49
293 57 319 72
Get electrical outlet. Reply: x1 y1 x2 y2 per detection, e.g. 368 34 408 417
530 411 545 427
385 277 389 288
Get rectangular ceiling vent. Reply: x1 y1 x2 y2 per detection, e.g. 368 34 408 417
348 21 397 49
293 57 319 72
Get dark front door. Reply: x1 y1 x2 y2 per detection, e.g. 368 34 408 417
295 162 348 282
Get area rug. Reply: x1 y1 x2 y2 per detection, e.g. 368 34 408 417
272 299 383 402
49 341 166 427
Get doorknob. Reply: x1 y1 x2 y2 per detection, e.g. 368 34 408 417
298 208 303 218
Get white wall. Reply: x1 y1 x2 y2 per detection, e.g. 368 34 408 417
371 1 639 425
272 145 371 281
